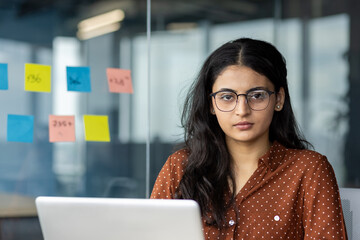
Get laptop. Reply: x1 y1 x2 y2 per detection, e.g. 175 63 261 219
36 196 205 240
339 188 360 240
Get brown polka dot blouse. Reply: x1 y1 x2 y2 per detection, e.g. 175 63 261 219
151 141 348 240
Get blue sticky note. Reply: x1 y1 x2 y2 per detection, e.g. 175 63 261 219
66 66 91 92
0 63 8 90
7 114 34 143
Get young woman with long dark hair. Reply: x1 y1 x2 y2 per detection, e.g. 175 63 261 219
151 38 347 239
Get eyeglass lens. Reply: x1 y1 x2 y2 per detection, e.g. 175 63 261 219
214 90 271 111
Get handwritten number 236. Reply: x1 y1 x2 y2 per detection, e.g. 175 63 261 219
27 74 41 83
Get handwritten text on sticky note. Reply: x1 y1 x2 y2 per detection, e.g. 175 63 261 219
25 63 51 92
0 63 8 90
7 114 34 142
49 115 76 142
83 115 110 142
67 66 91 92
106 68 133 93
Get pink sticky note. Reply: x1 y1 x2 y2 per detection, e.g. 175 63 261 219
106 68 133 93
49 115 76 142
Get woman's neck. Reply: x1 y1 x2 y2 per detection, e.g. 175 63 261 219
226 137 271 171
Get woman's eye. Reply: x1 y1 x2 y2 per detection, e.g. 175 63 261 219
220 94 235 101
249 91 266 99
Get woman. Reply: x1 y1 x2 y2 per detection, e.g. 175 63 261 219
151 38 348 239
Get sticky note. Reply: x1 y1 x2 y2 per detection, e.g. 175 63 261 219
67 66 91 92
83 115 110 142
106 68 133 93
25 63 51 92
49 115 76 142
0 63 8 90
7 114 34 142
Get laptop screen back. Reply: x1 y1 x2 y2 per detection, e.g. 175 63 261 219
36 197 205 240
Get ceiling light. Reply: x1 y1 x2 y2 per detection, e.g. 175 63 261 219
77 22 121 40
78 9 125 33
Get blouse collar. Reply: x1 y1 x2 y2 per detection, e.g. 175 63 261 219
259 141 287 172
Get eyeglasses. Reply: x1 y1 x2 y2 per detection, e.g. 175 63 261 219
210 89 275 112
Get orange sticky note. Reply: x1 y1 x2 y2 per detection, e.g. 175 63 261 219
49 115 75 142
25 63 51 92
83 115 110 142
106 68 133 93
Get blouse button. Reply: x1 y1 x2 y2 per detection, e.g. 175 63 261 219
229 219 235 226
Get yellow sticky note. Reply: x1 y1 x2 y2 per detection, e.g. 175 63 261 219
83 115 110 142
25 63 51 92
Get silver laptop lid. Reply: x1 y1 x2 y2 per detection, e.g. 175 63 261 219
340 188 360 240
36 197 205 240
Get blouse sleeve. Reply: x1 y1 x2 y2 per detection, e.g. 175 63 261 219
150 150 186 199
302 155 348 239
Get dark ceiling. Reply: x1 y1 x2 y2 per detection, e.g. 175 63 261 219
0 0 349 46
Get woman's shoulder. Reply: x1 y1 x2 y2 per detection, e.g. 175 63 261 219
284 147 331 171
274 142 326 164
167 148 189 167
288 148 325 160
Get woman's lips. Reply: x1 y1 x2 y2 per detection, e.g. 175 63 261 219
234 121 253 130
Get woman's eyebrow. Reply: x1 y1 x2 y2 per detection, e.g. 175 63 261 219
245 86 268 93
217 88 237 93
217 86 269 93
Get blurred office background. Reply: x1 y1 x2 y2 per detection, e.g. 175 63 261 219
0 0 358 239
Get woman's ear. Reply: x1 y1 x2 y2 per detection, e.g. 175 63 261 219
275 87 285 111
210 100 216 115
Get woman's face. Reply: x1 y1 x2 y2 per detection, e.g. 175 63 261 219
211 65 284 146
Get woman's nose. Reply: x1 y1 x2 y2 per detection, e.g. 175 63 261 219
234 95 251 115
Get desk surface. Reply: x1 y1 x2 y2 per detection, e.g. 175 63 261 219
0 194 37 218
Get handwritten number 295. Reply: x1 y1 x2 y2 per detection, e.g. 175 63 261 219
53 120 71 127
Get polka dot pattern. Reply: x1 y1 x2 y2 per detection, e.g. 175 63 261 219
150 142 348 239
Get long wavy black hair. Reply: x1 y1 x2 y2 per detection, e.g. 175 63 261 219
175 38 311 227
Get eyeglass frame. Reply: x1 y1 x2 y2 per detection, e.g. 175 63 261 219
209 88 276 112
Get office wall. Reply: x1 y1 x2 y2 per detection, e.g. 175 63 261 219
0 0 358 239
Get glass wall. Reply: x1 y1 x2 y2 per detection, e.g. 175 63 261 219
0 0 358 239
